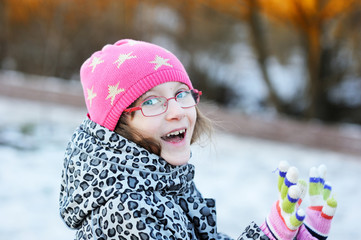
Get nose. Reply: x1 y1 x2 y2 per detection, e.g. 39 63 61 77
165 98 185 120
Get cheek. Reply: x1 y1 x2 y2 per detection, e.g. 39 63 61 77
188 109 197 134
128 114 157 138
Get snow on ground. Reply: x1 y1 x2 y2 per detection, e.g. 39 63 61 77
0 96 360 240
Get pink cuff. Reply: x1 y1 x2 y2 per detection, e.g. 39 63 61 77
304 207 332 237
260 221 277 240
297 224 318 240
268 201 299 240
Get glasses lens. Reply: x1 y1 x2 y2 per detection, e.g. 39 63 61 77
139 90 201 117
176 90 199 108
141 97 167 116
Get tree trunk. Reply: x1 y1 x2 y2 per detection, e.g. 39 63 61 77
247 0 284 112
0 0 8 66
304 26 321 119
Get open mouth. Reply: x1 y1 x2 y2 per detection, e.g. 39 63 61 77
161 129 186 143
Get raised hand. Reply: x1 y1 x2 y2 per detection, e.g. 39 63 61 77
261 161 306 240
299 165 337 240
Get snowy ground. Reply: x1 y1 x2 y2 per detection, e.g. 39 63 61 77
0 96 360 240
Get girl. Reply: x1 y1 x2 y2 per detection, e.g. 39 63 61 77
59 39 337 240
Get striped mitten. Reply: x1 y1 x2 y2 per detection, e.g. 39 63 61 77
261 161 307 240
298 165 337 240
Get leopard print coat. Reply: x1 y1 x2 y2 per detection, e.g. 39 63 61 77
59 118 268 240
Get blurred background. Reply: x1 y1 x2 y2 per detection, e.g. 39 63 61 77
0 0 361 239
1 0 361 122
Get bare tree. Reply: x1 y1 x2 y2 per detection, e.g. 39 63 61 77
199 0 361 122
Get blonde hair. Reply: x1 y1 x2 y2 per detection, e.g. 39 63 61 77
114 107 212 156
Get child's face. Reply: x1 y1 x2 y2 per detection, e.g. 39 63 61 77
128 82 197 166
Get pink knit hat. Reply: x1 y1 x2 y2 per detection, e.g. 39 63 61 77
80 39 193 131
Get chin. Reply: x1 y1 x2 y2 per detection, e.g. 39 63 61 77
161 151 190 166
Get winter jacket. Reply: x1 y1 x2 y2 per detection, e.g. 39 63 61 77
59 118 269 240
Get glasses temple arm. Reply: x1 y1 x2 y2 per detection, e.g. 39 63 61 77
124 106 142 113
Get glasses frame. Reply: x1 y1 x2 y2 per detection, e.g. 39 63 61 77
124 89 202 117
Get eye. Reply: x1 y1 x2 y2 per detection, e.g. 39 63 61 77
176 90 190 99
142 97 161 106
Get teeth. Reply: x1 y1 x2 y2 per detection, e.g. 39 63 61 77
166 129 185 138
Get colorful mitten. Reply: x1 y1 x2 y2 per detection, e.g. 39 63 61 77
298 165 337 240
261 161 306 240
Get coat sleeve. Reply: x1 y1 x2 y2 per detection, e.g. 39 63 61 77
236 222 270 240
80 194 246 240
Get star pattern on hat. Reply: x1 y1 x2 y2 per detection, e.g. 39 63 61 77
149 55 173 70
89 56 104 73
113 52 137 68
127 40 140 46
87 86 97 107
106 82 124 105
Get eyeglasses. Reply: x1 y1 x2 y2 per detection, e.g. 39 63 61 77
124 89 202 117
